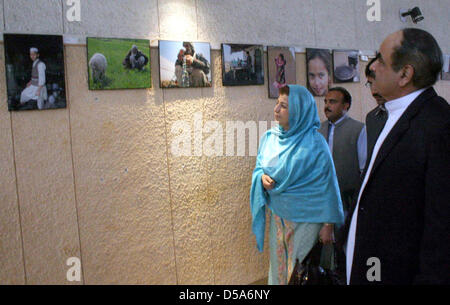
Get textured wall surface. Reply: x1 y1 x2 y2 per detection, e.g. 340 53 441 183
63 0 159 39
10 106 81 285
1 0 449 52
0 3 4 33
4 0 63 34
159 0 198 42
66 47 177 284
0 0 449 284
0 44 25 285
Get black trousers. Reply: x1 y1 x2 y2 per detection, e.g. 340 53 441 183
334 189 356 280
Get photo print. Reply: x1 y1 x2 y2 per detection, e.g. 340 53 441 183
333 49 360 83
159 40 211 88
3 34 67 111
222 44 264 86
267 46 296 98
306 48 332 97
442 54 450 81
87 37 151 90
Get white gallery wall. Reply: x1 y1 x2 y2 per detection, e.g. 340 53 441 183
1 0 449 285
1 0 449 52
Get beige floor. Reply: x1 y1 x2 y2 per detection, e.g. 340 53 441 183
249 277 268 285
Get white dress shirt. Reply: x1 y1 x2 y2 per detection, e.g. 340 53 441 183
345 88 427 284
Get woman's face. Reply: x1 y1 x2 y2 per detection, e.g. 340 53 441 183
308 57 330 96
274 94 289 130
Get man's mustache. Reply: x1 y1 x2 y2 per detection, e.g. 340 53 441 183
372 93 383 99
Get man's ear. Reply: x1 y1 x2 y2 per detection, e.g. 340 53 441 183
399 64 414 87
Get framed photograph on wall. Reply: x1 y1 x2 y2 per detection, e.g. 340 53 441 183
267 46 296 98
87 37 151 90
3 34 67 111
333 49 360 83
221 44 264 86
442 54 450 81
306 48 332 97
159 40 211 88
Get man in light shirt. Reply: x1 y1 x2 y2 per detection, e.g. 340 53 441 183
346 28 450 284
318 87 366 276
319 87 366 215
20 47 48 109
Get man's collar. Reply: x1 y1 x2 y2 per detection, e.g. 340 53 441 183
328 113 348 126
384 88 428 114
375 104 387 116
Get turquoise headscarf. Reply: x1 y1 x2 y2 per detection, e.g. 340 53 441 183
250 85 344 252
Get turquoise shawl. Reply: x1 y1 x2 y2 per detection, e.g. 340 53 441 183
250 85 344 252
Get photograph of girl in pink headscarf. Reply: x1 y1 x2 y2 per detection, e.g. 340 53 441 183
274 54 286 86
268 47 296 98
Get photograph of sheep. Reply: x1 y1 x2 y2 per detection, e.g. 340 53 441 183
267 46 296 98
3 33 67 111
221 44 264 86
159 40 211 88
333 49 360 83
87 37 151 90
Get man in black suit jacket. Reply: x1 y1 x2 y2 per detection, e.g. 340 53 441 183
346 28 450 285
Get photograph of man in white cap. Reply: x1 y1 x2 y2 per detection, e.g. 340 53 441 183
3 34 66 111
20 47 48 109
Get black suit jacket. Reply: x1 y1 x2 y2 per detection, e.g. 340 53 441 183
347 87 450 284
363 106 385 173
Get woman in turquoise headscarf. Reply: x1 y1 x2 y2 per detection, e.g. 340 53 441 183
250 85 344 285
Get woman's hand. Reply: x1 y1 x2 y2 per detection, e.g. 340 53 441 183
261 174 275 190
319 223 334 245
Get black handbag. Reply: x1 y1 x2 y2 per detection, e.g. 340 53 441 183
288 241 344 285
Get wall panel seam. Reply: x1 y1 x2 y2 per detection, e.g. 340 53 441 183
201 87 215 285
2 0 5 29
64 45 85 284
161 89 179 284
353 0 358 48
60 0 65 34
157 0 161 39
9 111 27 284
195 0 199 41
311 0 317 47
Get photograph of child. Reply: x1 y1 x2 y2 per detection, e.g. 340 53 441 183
306 48 332 97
